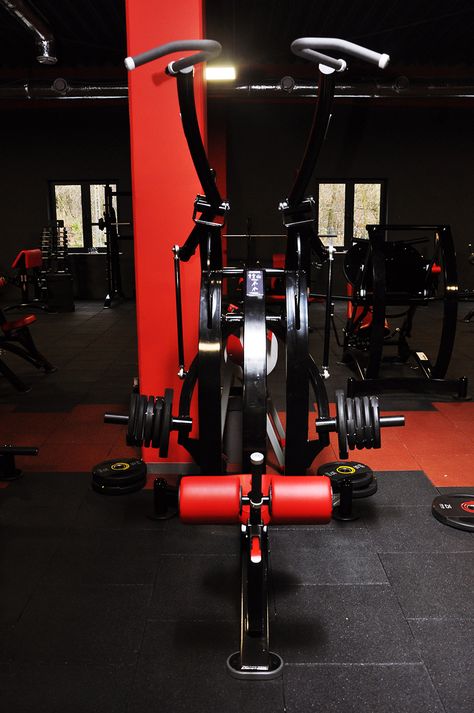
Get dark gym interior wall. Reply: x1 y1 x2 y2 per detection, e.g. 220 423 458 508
224 100 474 291
0 105 133 299
1 98 473 299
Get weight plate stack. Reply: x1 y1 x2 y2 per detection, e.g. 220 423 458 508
317 461 378 499
91 457 147 495
125 389 174 457
334 390 382 458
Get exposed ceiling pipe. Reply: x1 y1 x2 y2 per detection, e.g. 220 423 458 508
0 79 474 102
0 0 57 64
220 77 474 99
0 80 127 100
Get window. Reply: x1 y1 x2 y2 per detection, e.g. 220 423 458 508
50 182 117 251
316 180 385 246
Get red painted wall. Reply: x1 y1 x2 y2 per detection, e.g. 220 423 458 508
125 0 205 465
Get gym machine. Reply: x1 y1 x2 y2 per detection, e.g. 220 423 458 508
105 37 404 678
93 185 133 308
341 224 468 398
461 242 474 322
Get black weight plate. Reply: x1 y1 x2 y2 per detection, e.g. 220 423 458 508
151 397 163 449
354 397 365 449
127 392 139 446
317 461 374 491
135 394 148 446
92 459 146 486
362 396 373 449
92 475 146 496
346 397 356 450
92 457 146 478
352 475 378 499
92 458 146 488
432 494 474 531
370 395 381 448
159 388 173 458
335 390 348 459
143 396 155 448
93 469 146 488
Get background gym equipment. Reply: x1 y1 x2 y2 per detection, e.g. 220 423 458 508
104 36 404 678
432 493 474 532
92 184 133 308
43 220 75 312
461 242 474 322
0 444 38 481
341 224 468 398
0 307 56 391
3 249 45 312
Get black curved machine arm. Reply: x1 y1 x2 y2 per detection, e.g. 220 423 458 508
125 38 221 73
286 37 390 210
124 39 224 210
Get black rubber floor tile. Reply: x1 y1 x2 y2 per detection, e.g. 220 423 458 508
41 529 162 585
73 489 151 529
149 555 240 621
283 663 445 713
364 505 474 553
0 585 36 628
6 584 151 663
130 620 285 713
364 471 437 507
381 552 474 618
437 486 474 494
410 619 474 713
2 472 89 508
272 585 420 664
269 529 387 585
150 519 241 556
0 662 135 713
0 503 81 530
0 530 62 624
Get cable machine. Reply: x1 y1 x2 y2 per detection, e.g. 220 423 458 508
106 36 403 678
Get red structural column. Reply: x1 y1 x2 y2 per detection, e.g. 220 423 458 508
125 0 205 467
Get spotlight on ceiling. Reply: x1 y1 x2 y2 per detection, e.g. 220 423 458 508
205 66 236 81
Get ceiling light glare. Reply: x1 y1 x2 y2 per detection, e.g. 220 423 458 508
205 66 236 81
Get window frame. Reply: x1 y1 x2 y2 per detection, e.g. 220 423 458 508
315 179 387 246
48 180 118 253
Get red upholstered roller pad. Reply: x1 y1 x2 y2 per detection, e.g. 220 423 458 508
270 475 332 524
2 314 37 333
179 474 332 525
180 475 242 523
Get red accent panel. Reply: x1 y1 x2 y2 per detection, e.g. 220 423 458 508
12 249 42 270
179 475 241 523
250 536 262 563
2 314 36 332
270 475 332 524
125 1 205 463
226 333 243 367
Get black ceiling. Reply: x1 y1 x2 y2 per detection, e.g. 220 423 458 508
0 0 474 77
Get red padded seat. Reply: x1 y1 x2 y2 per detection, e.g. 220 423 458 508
11 249 42 270
2 314 37 332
